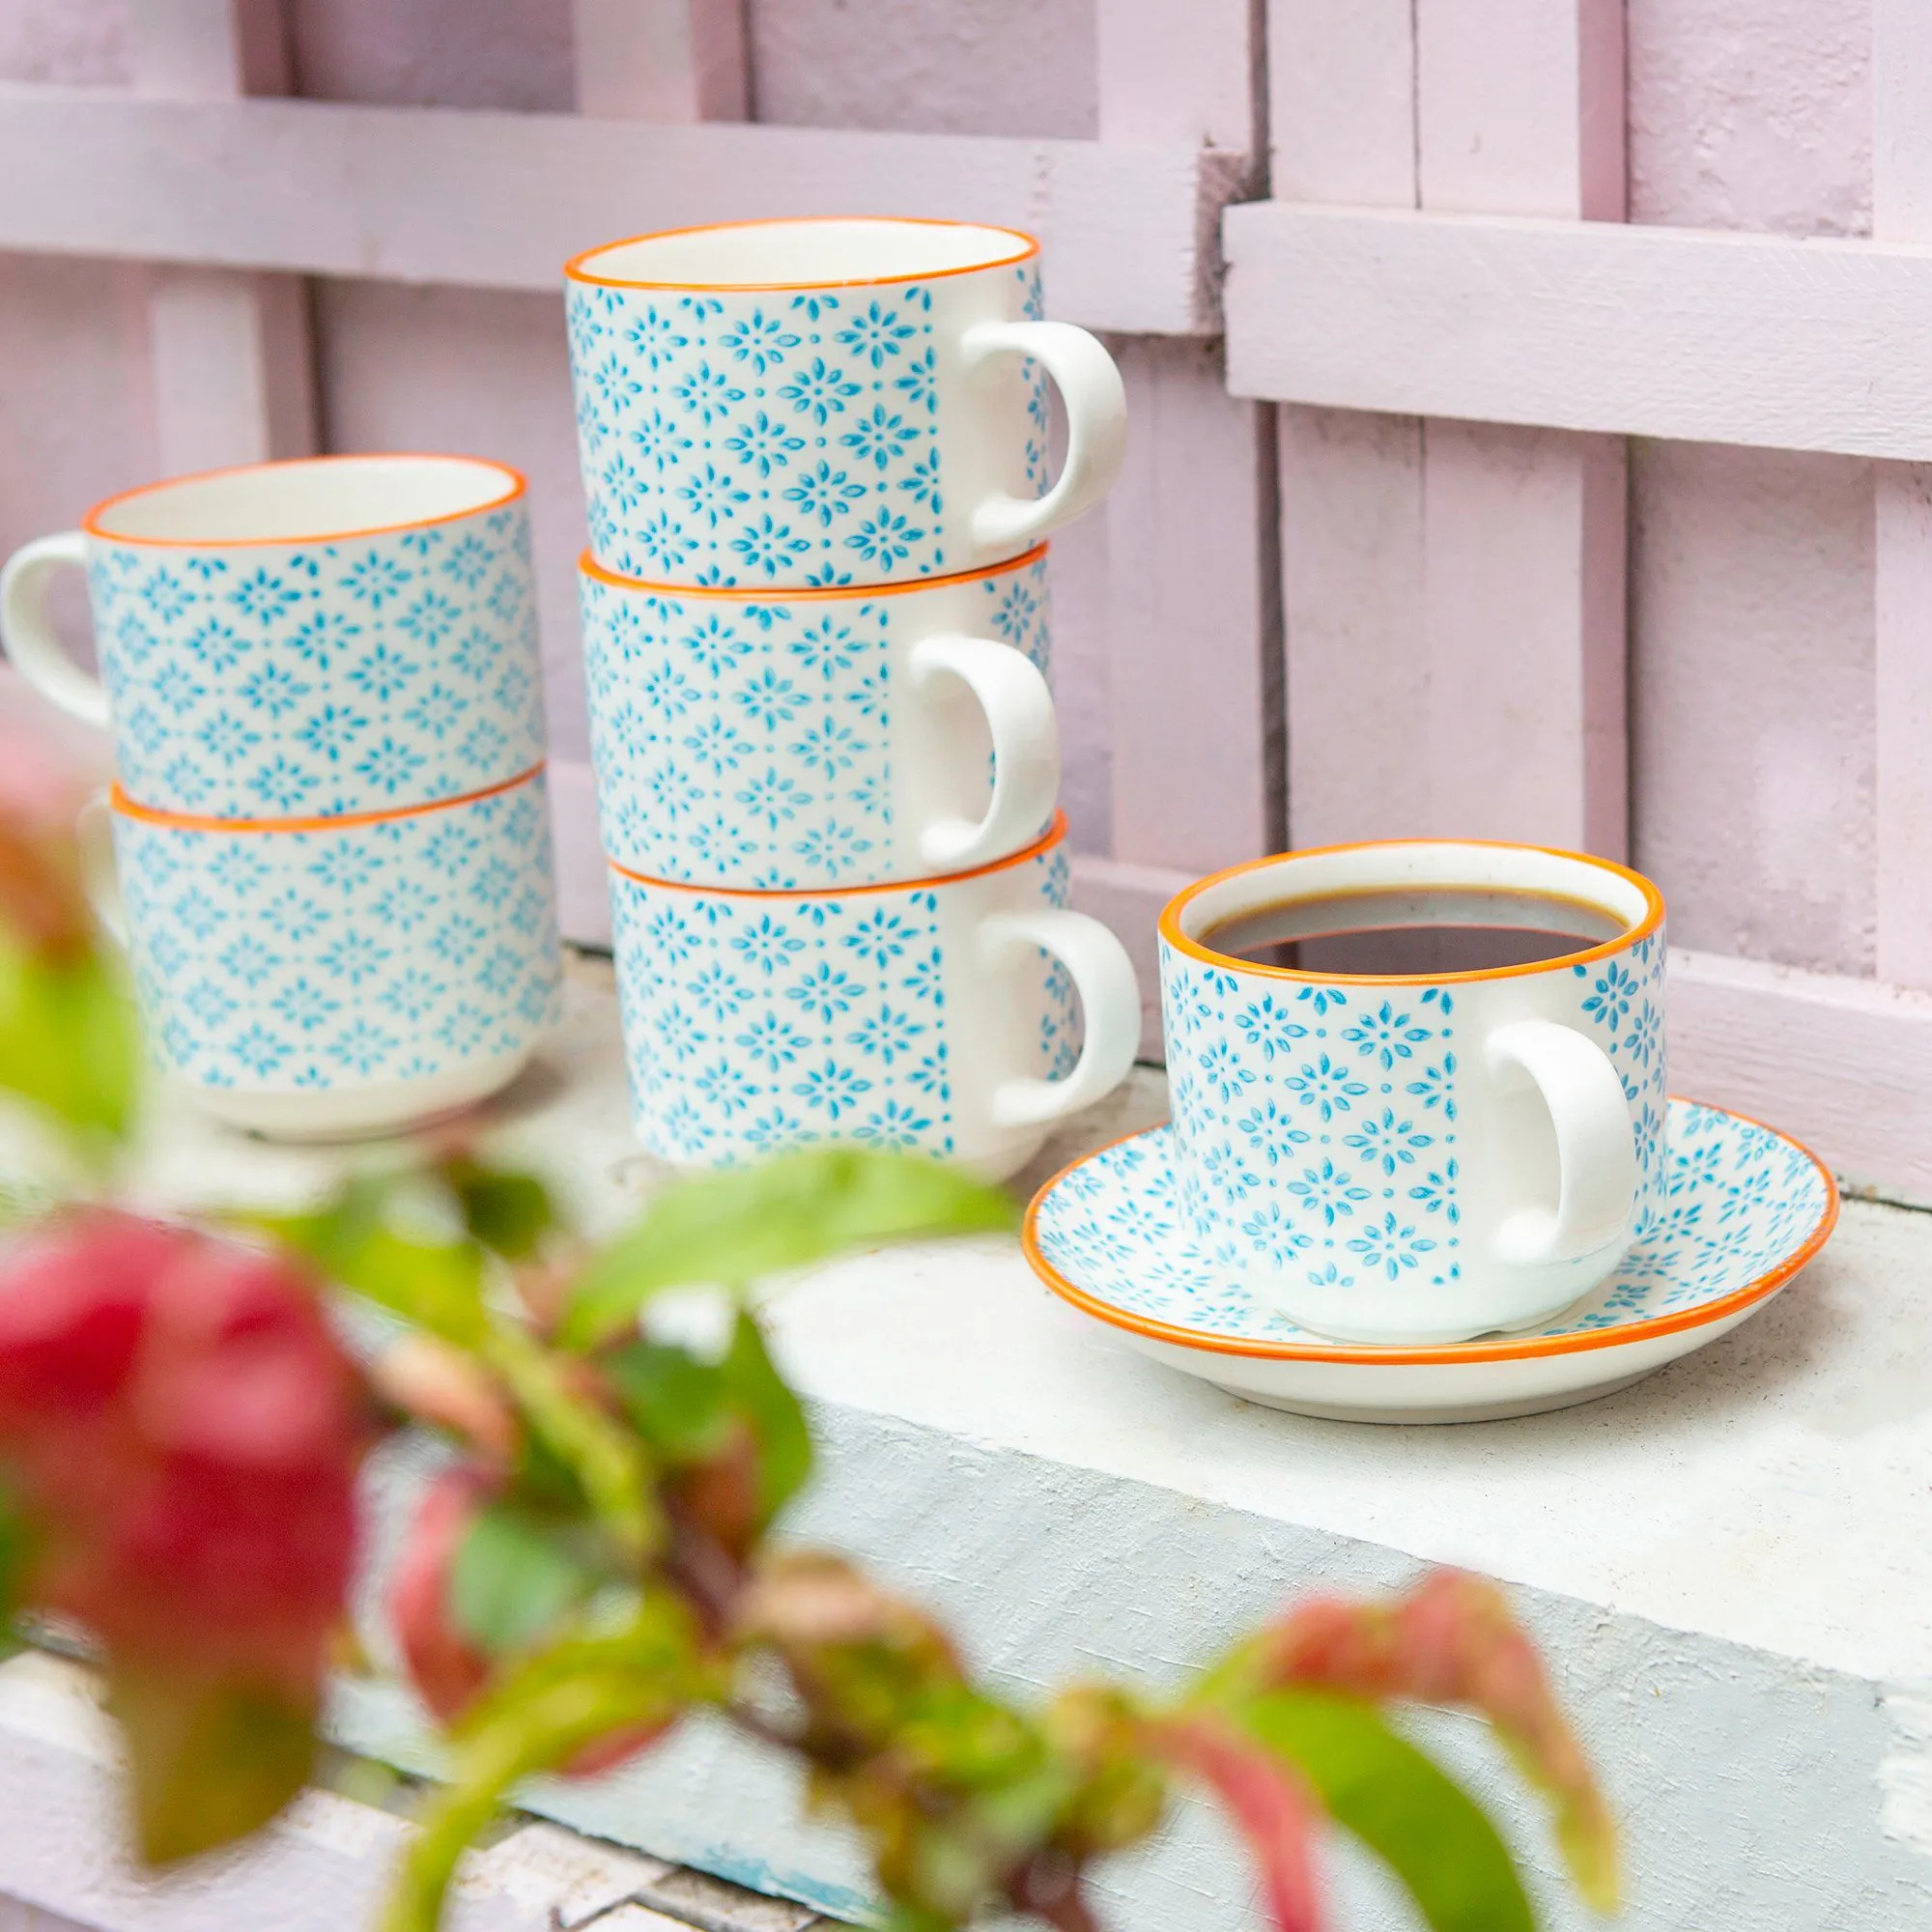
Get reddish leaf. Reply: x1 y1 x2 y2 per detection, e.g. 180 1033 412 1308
390 1467 496 1723
1150 1713 1322 1932
1253 1572 1618 1913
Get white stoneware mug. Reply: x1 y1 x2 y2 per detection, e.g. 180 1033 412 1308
580 542 1057 889
1159 841 1667 1344
608 815 1141 1177
565 216 1126 587
78 769 563 1141
0 455 546 819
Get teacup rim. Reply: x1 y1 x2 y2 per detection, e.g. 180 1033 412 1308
1160 838 1666 987
578 540 1050 602
107 761 546 835
607 810 1067 899
565 214 1039 292
83 453 526 551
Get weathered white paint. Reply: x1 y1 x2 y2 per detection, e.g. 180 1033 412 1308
1224 203 1932 461
100 964 1932 1931
0 90 1222 336
0 1653 656 1932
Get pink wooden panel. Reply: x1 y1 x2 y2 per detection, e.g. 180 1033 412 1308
1629 440 1875 976
750 0 1096 140
1268 0 1423 854
1102 338 1278 874
131 0 316 475
1873 0 1932 990
1623 0 1875 980
1277 405 1426 846
1413 0 1628 859
1092 0 1274 1037
288 0 574 111
574 0 745 122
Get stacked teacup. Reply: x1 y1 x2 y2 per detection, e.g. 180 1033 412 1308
565 216 1142 1177
0 455 564 1139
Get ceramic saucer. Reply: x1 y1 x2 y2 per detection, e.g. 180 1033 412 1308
1022 1098 1837 1424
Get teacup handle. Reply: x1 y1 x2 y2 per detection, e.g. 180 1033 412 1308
0 532 108 728
961 321 1126 554
981 909 1142 1129
75 789 127 947
1486 1020 1636 1265
908 634 1060 873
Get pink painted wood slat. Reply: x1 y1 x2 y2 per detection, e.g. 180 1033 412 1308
0 93 1222 337
1268 0 1425 853
555 1 752 942
572 0 747 123
1413 0 1628 859
130 0 315 474
1873 0 1932 991
1090 0 1275 1057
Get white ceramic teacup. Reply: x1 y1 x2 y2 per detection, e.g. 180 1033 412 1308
580 543 1057 889
80 769 563 1141
0 454 546 820
1159 841 1667 1344
609 814 1141 1177
566 216 1126 587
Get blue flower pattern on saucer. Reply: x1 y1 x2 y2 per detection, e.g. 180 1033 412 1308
608 839 1076 1165
580 553 1052 889
1030 1101 1829 1347
89 506 546 818
568 264 1048 586
1159 931 1668 1298
113 774 562 1094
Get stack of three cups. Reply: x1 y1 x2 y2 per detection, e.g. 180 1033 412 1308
565 217 1143 1177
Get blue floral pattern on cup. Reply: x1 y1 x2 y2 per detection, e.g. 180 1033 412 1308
1029 1099 1828 1346
88 503 546 817
112 773 562 1094
608 838 1076 1165
1158 927 1668 1299
580 550 1052 888
567 263 1048 587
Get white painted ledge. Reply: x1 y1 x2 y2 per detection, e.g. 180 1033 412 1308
79 959 1932 1930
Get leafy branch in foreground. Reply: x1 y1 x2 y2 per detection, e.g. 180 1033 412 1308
0 740 1618 1932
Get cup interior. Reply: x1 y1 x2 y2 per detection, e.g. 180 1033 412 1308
87 454 521 547
570 217 1036 290
1169 842 1659 982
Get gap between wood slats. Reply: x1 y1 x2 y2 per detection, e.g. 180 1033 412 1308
1225 203 1932 462
0 89 1221 336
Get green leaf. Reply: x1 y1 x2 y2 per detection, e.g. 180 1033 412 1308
258 1175 488 1345
0 935 138 1152
563 1149 1017 1349
381 1600 696 1932
109 1669 315 1865
604 1342 735 1463
722 1312 811 1525
1239 1690 1534 1932
451 1504 597 1656
443 1158 555 1261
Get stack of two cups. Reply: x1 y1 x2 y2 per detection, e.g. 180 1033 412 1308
0 457 564 1139
566 218 1143 1177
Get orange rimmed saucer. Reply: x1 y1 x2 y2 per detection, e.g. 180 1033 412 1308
1022 1097 1837 1423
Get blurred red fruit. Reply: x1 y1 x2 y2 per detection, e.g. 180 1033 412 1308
0 1209 368 1694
